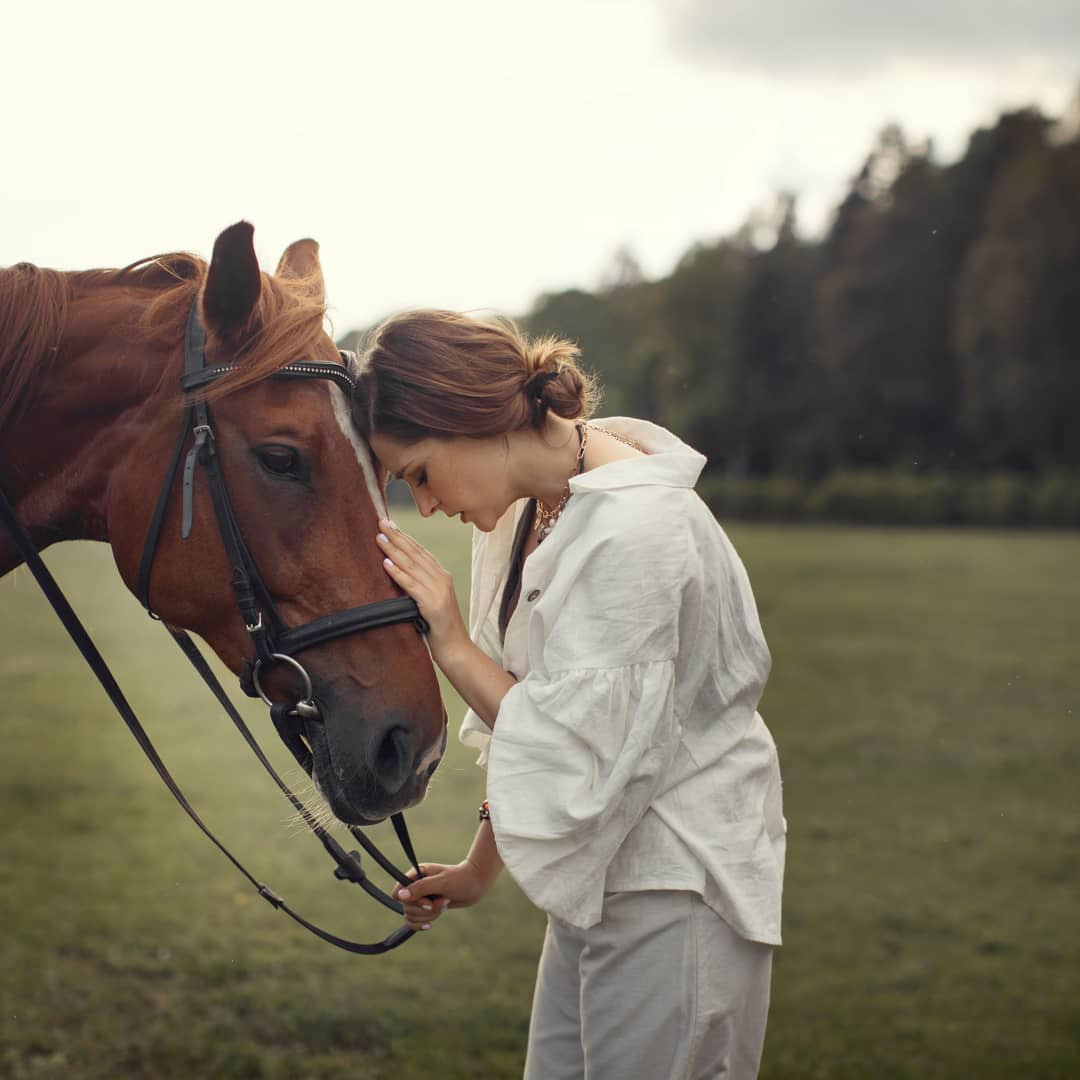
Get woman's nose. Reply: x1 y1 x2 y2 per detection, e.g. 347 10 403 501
415 489 438 517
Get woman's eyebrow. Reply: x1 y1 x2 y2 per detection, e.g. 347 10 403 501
388 459 416 483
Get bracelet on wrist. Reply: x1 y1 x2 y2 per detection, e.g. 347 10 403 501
478 800 490 823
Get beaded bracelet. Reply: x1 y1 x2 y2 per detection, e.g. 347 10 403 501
478 800 491 823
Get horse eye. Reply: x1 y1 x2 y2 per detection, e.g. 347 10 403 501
256 445 301 477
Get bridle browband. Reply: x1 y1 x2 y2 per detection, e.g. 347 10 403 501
0 300 435 955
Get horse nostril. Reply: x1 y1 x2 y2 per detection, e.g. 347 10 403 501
375 726 413 794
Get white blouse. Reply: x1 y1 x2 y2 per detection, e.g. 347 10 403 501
461 418 785 945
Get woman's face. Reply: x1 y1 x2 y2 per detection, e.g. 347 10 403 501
369 432 514 531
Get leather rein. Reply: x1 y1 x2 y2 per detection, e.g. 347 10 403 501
0 301 431 956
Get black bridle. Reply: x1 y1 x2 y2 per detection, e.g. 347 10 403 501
0 301 435 955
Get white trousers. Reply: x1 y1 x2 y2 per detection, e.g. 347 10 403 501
523 891 773 1080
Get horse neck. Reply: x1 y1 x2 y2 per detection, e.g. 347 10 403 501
0 277 179 571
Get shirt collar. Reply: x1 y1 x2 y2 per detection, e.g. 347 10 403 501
569 417 707 492
469 418 706 636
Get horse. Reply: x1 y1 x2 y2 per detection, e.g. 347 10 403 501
0 222 446 830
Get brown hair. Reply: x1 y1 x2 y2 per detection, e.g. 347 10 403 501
354 309 599 441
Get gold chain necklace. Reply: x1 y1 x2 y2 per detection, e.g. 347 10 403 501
589 425 643 453
535 423 588 543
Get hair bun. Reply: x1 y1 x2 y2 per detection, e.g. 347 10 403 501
526 368 563 397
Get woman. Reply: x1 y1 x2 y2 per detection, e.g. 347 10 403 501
355 310 785 1080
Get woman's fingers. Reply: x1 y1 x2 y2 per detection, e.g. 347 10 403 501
379 554 414 592
377 519 444 571
378 519 421 558
376 525 453 602
377 529 425 577
400 896 452 931
397 867 449 903
394 865 453 931
374 524 464 658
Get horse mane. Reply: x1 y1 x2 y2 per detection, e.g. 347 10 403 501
0 263 70 436
0 249 330 436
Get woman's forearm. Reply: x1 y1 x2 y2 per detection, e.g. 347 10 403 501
434 634 516 728
465 818 504 886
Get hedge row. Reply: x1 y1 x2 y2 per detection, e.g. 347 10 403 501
698 470 1080 527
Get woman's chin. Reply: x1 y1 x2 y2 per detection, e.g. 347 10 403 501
455 506 503 531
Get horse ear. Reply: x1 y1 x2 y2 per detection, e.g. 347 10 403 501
202 222 262 340
276 238 325 302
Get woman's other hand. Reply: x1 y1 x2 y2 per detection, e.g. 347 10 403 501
394 859 498 931
377 519 469 663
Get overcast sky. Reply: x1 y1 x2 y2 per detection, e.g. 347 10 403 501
2 0 1075 336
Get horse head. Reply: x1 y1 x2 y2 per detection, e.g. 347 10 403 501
101 223 446 824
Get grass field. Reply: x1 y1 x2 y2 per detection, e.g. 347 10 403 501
1 514 1078 1079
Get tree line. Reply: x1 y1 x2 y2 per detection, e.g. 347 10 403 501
347 98 1080 524
522 102 1080 524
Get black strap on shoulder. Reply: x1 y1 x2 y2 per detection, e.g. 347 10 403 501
499 501 536 643
0 485 417 955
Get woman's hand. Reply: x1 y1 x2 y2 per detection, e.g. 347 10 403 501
377 518 516 725
377 518 469 663
393 859 498 931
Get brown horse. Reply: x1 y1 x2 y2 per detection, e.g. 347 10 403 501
0 222 445 826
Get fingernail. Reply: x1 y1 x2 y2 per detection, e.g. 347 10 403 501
421 903 432 912
398 889 410 900
387 519 399 530
377 533 388 544
440 900 451 911
421 923 431 931
384 558 394 568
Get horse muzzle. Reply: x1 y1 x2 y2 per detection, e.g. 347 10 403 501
304 705 446 825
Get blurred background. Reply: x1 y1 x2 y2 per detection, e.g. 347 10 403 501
2 1 1078 1077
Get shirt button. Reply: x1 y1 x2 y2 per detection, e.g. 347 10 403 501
526 589 541 602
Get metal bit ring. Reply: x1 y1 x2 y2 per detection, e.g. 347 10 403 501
252 653 319 717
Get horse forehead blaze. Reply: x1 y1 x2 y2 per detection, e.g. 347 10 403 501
328 383 388 519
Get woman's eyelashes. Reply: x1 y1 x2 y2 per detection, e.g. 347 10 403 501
384 463 425 490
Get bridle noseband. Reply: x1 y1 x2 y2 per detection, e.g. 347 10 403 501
0 301 437 955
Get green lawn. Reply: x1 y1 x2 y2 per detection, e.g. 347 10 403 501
1 516 1078 1078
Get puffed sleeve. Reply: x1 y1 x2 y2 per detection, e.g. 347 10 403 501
487 660 678 927
485 503 690 928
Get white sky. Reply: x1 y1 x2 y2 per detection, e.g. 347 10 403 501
2 0 1075 336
